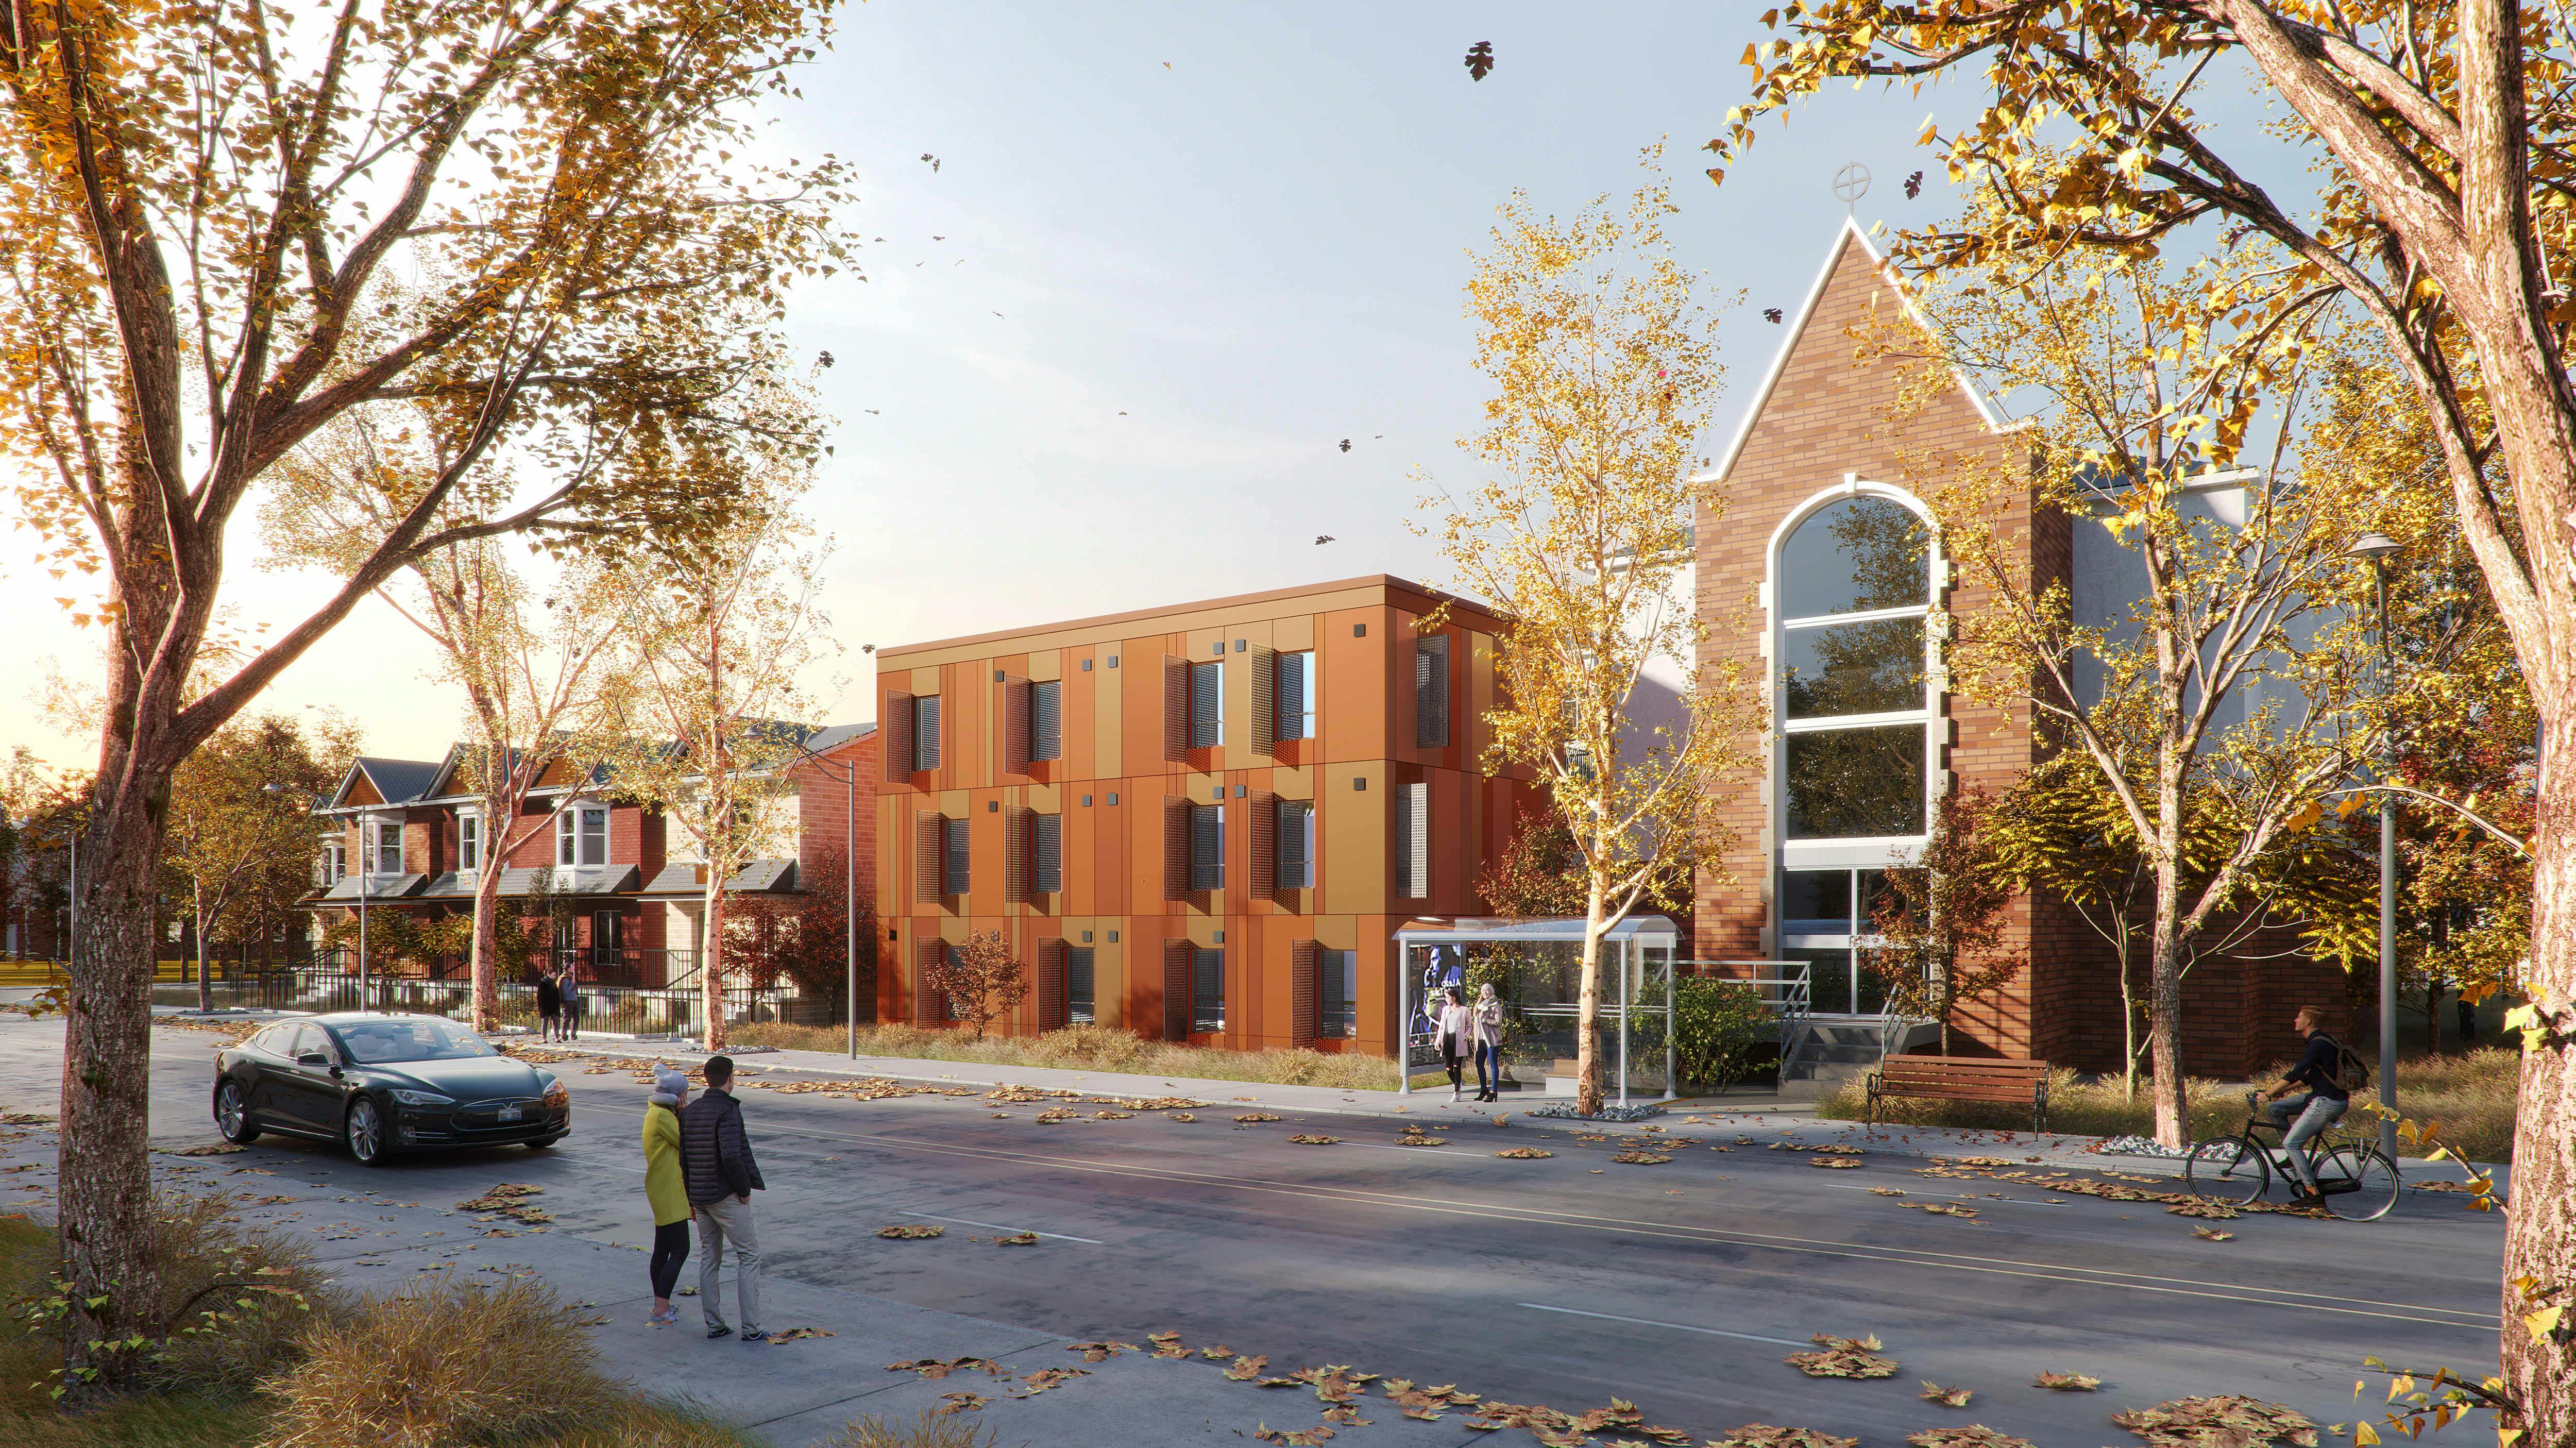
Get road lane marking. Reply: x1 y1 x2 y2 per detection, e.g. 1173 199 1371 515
897 1210 1103 1244
580 1102 2498 1330
1520 1303 1810 1347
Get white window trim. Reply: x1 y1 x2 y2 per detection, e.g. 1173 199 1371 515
456 809 483 874
1766 480 1944 879
557 801 610 868
363 814 403 876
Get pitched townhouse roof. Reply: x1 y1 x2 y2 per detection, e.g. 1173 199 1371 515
800 720 878 755
638 858 799 897
317 873 427 901
321 756 443 813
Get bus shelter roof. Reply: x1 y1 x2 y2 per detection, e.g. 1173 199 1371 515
1392 916 1680 947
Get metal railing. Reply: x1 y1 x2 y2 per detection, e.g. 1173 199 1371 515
1680 959 1812 1086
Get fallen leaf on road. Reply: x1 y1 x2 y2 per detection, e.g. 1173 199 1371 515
888 1357 1002 1380
2191 1226 2235 1242
930 1392 987 1415
1811 1158 1863 1169
1902 1203 1978 1219
2032 1372 2101 1391
1169 1113 1197 1122
1016 1367 1090 1394
1235 1113 1283 1123
1786 1335 1896 1379
1706 1426 1858 1448
1065 1341 1136 1362
1612 1152 1672 1165
1287 1134 1341 1145
158 1144 244 1156
1093 1110 1133 1119
768 1327 835 1343
1920 1382 1972 1407
1907 1427 2035 1448
1495 1148 1554 1159
1252 1423 1335 1445
1225 1355 1270 1380
1868 1188 1906 1197
2112 1396 2318 1448
876 1224 945 1239
990 1232 1038 1245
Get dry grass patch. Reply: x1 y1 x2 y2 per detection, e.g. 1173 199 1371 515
1817 1049 2521 1162
821 1410 999 1448
727 1022 1398 1090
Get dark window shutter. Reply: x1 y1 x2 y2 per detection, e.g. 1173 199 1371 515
1249 790 1276 895
916 695 943 771
1275 798 1307 890
1036 939 1068 1032
914 812 941 903
1190 803 1223 891
1189 662 1221 749
1415 635 1450 748
1291 938 1318 1049
1004 677 1031 774
1279 652 1309 740
1004 807 1031 904
945 816 971 895
1033 814 1062 894
884 692 914 782
1192 947 1224 1033
913 939 945 1026
1250 646 1276 755
1032 680 1062 762
1163 658 1189 761
1395 782 1429 899
1162 797 1189 900
1163 940 1192 1040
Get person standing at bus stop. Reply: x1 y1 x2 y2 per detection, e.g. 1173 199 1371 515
1470 982 1504 1103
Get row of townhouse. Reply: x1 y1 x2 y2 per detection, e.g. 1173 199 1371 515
302 726 876 989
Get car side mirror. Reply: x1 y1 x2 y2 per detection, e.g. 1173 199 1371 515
296 1052 329 1067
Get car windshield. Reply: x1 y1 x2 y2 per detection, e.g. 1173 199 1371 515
331 1018 498 1064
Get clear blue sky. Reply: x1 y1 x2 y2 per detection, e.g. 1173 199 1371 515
1 3 2272 769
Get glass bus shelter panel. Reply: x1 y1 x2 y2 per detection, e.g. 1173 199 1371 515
1405 940 1668 1097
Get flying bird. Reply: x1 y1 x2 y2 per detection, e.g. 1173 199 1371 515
1162 61 1172 70
993 311 1004 318
862 644 875 654
1118 410 1129 416
933 235 946 241
865 409 880 415
818 350 835 368
1337 438 1352 452
919 153 941 172
1763 307 1783 323
1315 535 1336 546
1464 40 1495 81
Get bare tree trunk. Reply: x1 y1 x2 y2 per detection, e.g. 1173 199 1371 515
2500 708 2575 1443
701 884 729 1053
1574 871 1606 1118
2146 866 2190 1148
469 864 504 1033
2119 929 2139 1103
58 815 170 1399
193 882 211 1013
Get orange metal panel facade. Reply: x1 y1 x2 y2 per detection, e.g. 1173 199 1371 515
875 575 1542 1056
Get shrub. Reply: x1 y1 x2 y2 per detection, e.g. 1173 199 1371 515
261 1275 618 1448
725 1021 1401 1090
822 1411 999 1448
147 1193 335 1393
1671 978 1773 1093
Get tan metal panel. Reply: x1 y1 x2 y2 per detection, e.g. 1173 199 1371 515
1028 649 1061 682
1318 762 1384 917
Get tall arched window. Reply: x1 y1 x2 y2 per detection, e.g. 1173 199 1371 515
1769 486 1940 1014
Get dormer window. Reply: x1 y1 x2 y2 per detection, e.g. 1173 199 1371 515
557 804 608 867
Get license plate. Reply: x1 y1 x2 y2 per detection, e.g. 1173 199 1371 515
498 1105 522 1123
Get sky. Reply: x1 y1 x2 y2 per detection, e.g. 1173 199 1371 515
0 3 2281 775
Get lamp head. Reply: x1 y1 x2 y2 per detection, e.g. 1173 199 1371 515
2347 532 2401 561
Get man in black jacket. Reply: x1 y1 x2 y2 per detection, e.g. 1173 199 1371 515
2260 1006 2350 1206
680 1054 767 1341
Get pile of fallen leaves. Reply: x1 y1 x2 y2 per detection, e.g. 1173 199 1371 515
456 1183 551 1226
1393 1126 1446 1147
1903 1202 1977 1219
1707 1427 1856 1448
2032 1372 2100 1391
1235 1112 1283 1123
1093 1094 1208 1110
1495 1147 1554 1159
986 1084 1081 1104
876 1223 944 1239
1611 1151 1672 1165
2112 1395 2320 1447
1811 1156 1864 1169
1035 1107 1079 1124
1286 1134 1341 1146
1907 1427 2033 1448
1920 1382 1972 1407
1786 1335 1896 1379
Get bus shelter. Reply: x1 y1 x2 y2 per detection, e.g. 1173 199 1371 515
1393 916 1680 1106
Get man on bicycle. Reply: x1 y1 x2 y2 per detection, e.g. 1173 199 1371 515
2259 1005 2349 1206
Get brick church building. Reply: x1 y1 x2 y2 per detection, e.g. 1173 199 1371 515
1690 220 2346 1079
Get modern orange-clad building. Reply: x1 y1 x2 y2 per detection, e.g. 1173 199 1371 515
875 576 1541 1055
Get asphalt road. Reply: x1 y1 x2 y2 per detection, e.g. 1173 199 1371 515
0 1019 2511 1447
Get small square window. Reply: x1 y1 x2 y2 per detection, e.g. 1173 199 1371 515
1234 639 1246 652
889 926 899 940
1233 784 1246 798
988 800 999 812
1081 659 1093 672
993 668 1004 681
1081 794 1093 807
1081 930 1093 943
1354 777 1367 790
1213 930 1225 944
1211 641 1225 656
1109 655 1120 667
1108 792 1119 806
1107 930 1120 942
1353 623 1366 637
1211 786 1224 800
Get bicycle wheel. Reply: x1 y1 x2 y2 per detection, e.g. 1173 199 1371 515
2184 1137 2269 1206
2315 1146 2401 1221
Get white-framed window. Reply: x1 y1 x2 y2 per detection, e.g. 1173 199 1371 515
557 804 608 867
319 838 346 886
1276 650 1316 741
1771 487 1938 845
1776 867 1895 1017
457 811 482 873
363 818 402 875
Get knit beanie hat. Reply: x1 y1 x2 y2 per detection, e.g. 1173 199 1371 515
649 1064 689 1108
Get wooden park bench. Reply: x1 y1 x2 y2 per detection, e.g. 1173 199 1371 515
1865 1054 2050 1133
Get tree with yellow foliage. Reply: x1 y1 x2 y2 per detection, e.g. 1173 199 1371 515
1420 157 1760 1117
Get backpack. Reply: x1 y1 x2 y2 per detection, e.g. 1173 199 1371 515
2323 1034 2370 1092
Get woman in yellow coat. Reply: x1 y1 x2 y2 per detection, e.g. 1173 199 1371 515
643 1065 693 1325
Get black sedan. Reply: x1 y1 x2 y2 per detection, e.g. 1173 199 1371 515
211 1013 571 1165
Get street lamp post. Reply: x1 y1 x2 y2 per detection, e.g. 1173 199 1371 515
2348 531 2402 1160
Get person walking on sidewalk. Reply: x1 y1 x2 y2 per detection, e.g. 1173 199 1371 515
1470 982 1504 1103
535 970 562 1041
1434 987 1471 1102
642 1066 692 1325
560 967 582 1040
680 1053 767 1341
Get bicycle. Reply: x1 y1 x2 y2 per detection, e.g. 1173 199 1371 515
2183 1090 2401 1221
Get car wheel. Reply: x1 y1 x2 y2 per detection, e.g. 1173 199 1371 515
345 1097 391 1166
214 1081 259 1144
